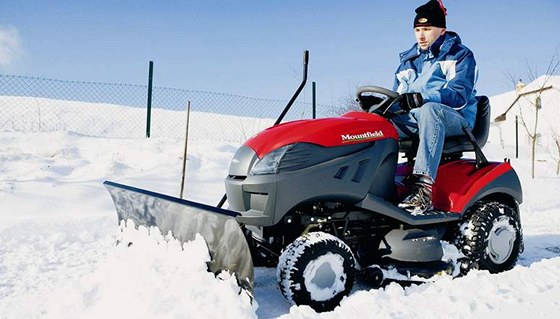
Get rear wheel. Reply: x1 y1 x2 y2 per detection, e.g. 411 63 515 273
276 232 356 312
455 201 523 273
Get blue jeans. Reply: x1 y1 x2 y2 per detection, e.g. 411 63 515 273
391 102 471 181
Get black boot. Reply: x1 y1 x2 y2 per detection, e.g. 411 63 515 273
398 179 433 215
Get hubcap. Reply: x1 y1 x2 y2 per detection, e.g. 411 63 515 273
303 253 346 302
487 216 517 264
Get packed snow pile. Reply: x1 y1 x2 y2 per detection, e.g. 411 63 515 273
39 221 255 319
0 95 274 141
1 95 560 318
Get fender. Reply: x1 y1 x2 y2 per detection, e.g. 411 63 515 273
434 160 522 213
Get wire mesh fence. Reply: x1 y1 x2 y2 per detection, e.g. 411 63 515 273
0 74 335 142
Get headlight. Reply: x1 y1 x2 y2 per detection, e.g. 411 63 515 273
250 144 294 175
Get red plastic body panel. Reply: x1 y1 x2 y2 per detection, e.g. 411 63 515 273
396 160 514 213
245 112 399 158
434 160 514 213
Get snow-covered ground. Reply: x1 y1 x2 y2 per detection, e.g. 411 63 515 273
1 102 560 318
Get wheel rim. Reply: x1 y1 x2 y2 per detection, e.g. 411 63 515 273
303 253 347 302
487 216 517 264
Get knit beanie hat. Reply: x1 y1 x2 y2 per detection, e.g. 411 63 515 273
414 0 447 28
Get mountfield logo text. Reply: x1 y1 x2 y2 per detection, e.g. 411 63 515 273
341 131 384 143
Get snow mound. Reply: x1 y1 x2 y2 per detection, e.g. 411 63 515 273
280 257 560 318
40 221 256 319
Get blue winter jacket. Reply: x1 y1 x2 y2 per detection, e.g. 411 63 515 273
392 31 478 128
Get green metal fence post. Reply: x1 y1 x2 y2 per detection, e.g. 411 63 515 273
146 61 154 138
312 81 316 119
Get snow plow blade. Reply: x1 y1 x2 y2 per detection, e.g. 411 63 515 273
103 181 254 293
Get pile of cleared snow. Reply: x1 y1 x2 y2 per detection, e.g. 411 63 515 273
0 96 273 141
39 221 255 319
280 257 560 319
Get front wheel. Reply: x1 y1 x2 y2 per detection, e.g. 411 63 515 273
276 232 356 312
455 201 523 273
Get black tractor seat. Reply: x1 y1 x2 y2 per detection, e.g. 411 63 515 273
398 96 490 166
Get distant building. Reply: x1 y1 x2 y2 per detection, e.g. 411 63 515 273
488 75 560 153
515 79 526 93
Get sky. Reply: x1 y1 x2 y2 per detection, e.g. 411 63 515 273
1 0 559 107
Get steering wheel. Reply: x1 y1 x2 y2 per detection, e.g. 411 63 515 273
356 86 405 117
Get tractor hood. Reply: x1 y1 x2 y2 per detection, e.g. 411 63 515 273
245 112 398 158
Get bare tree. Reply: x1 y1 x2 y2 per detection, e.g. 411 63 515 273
326 92 362 117
548 126 560 176
512 53 560 178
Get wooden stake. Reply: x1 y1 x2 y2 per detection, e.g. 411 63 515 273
180 101 191 199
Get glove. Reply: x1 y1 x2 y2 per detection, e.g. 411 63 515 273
357 95 384 111
399 92 424 110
